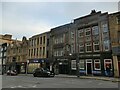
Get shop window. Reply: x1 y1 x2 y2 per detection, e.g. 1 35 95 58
94 59 101 70
104 59 112 70
71 31 74 39
71 60 76 70
79 60 84 69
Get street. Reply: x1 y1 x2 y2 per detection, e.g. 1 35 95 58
2 74 119 88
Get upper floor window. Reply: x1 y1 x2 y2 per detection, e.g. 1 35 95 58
102 23 108 33
79 44 84 53
117 15 120 24
40 37 42 44
103 40 110 51
85 42 92 52
85 36 91 42
85 28 91 36
71 31 74 39
43 36 46 44
79 60 85 69
78 29 84 37
92 26 99 35
93 41 100 52
37 37 39 45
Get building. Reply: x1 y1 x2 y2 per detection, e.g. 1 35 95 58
6 36 28 74
50 23 73 74
74 10 113 76
109 11 120 77
28 32 50 73
0 34 14 74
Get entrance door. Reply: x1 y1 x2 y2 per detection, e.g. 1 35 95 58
86 59 92 75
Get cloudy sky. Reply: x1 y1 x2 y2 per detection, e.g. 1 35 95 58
1 0 119 40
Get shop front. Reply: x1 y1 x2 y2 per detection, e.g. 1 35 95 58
78 52 113 76
28 58 49 73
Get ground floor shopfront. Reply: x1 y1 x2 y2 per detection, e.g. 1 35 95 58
6 62 27 74
54 52 114 77
28 58 50 73
71 52 113 76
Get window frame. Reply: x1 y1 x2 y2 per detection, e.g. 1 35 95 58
93 41 100 52
85 28 91 36
79 60 85 70
104 59 112 70
71 60 76 70
85 42 92 52
94 59 101 70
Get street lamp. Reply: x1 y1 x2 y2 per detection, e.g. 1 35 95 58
26 60 29 75
76 53 80 77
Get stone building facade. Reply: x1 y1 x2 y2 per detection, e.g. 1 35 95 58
27 32 50 73
50 23 74 74
7 36 28 74
0 34 14 74
109 11 120 77
73 10 113 76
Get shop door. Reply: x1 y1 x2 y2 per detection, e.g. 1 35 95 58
87 63 92 74
86 59 92 75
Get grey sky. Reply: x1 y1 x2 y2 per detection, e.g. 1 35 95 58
1 1 119 40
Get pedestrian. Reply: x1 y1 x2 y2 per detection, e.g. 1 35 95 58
106 65 111 77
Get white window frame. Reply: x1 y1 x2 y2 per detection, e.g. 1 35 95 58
103 40 110 51
78 29 84 38
93 41 100 52
94 59 101 70
92 26 99 35
85 28 91 36
102 23 108 33
85 42 92 52
104 59 112 70
79 60 85 70
79 44 84 53
71 60 76 70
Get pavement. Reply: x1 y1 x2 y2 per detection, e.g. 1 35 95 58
55 74 120 82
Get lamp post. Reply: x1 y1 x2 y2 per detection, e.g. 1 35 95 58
76 53 80 77
26 60 29 75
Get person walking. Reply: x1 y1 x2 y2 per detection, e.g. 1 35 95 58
106 65 111 77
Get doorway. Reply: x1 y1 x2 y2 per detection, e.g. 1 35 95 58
86 59 92 75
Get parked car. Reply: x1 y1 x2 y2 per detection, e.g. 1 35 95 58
7 70 17 76
33 68 55 77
